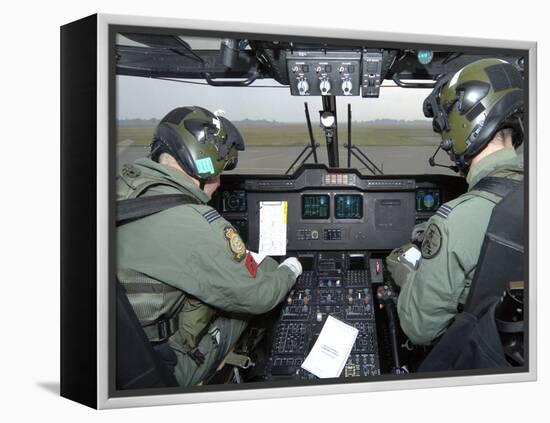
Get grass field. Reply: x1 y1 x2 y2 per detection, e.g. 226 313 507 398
117 123 440 147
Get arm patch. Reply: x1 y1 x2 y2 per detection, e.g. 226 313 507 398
421 223 443 259
224 226 246 262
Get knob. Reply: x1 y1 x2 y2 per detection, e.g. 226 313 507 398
315 65 322 73
291 65 300 73
311 229 319 239
342 79 353 95
319 79 331 95
297 78 309 95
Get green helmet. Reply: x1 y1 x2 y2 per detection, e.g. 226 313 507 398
423 58 524 169
150 106 245 179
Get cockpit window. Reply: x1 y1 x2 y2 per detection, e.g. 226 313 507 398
117 76 448 175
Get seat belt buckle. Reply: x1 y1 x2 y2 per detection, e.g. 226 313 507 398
224 351 255 369
157 319 170 341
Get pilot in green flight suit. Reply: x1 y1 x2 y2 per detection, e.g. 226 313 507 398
386 59 525 346
117 106 302 386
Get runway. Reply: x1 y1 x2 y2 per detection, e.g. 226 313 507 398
116 145 456 176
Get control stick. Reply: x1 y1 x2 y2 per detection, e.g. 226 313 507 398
377 285 408 374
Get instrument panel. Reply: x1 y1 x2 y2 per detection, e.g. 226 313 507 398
266 252 382 380
214 165 466 380
217 165 466 252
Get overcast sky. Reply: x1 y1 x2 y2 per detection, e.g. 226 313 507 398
116 75 433 122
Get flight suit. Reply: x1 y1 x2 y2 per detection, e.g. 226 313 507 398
117 158 296 386
387 148 523 346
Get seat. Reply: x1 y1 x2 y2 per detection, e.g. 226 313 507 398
116 281 179 389
418 183 524 371
465 184 524 310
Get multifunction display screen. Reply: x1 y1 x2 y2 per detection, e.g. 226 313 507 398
302 194 330 219
222 190 247 212
415 189 441 212
335 194 363 219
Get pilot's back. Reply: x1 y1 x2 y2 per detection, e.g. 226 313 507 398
397 148 523 345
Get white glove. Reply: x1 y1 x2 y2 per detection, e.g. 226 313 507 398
279 257 303 279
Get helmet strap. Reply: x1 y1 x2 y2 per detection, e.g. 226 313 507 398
516 116 525 146
149 138 164 162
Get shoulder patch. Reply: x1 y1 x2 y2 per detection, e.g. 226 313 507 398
202 209 221 224
421 223 442 259
121 164 141 179
435 204 453 220
224 226 246 262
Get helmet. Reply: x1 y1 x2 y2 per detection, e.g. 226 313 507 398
150 106 245 179
423 58 524 169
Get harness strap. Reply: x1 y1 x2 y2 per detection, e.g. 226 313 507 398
469 176 521 204
121 281 179 294
117 190 200 344
143 315 180 342
117 193 199 225
496 318 524 334
434 176 521 220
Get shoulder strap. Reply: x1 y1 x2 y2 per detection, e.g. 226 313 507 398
117 194 199 225
465 182 524 311
434 174 521 221
470 176 521 203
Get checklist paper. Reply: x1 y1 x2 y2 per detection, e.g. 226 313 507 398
301 316 359 378
258 201 287 256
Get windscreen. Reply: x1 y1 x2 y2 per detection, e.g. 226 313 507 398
117 62 448 176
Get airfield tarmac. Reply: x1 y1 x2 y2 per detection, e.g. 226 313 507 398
117 145 456 176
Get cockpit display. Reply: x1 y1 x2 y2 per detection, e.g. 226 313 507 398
222 190 247 213
302 194 330 219
415 189 441 212
335 194 363 219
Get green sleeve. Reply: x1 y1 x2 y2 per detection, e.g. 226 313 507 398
385 243 418 289
180 205 296 314
396 199 493 345
117 203 296 315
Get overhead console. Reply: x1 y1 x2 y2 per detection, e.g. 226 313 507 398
217 165 466 253
116 34 525 97
286 49 384 97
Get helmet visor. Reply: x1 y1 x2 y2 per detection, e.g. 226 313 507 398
423 73 454 134
217 116 245 161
